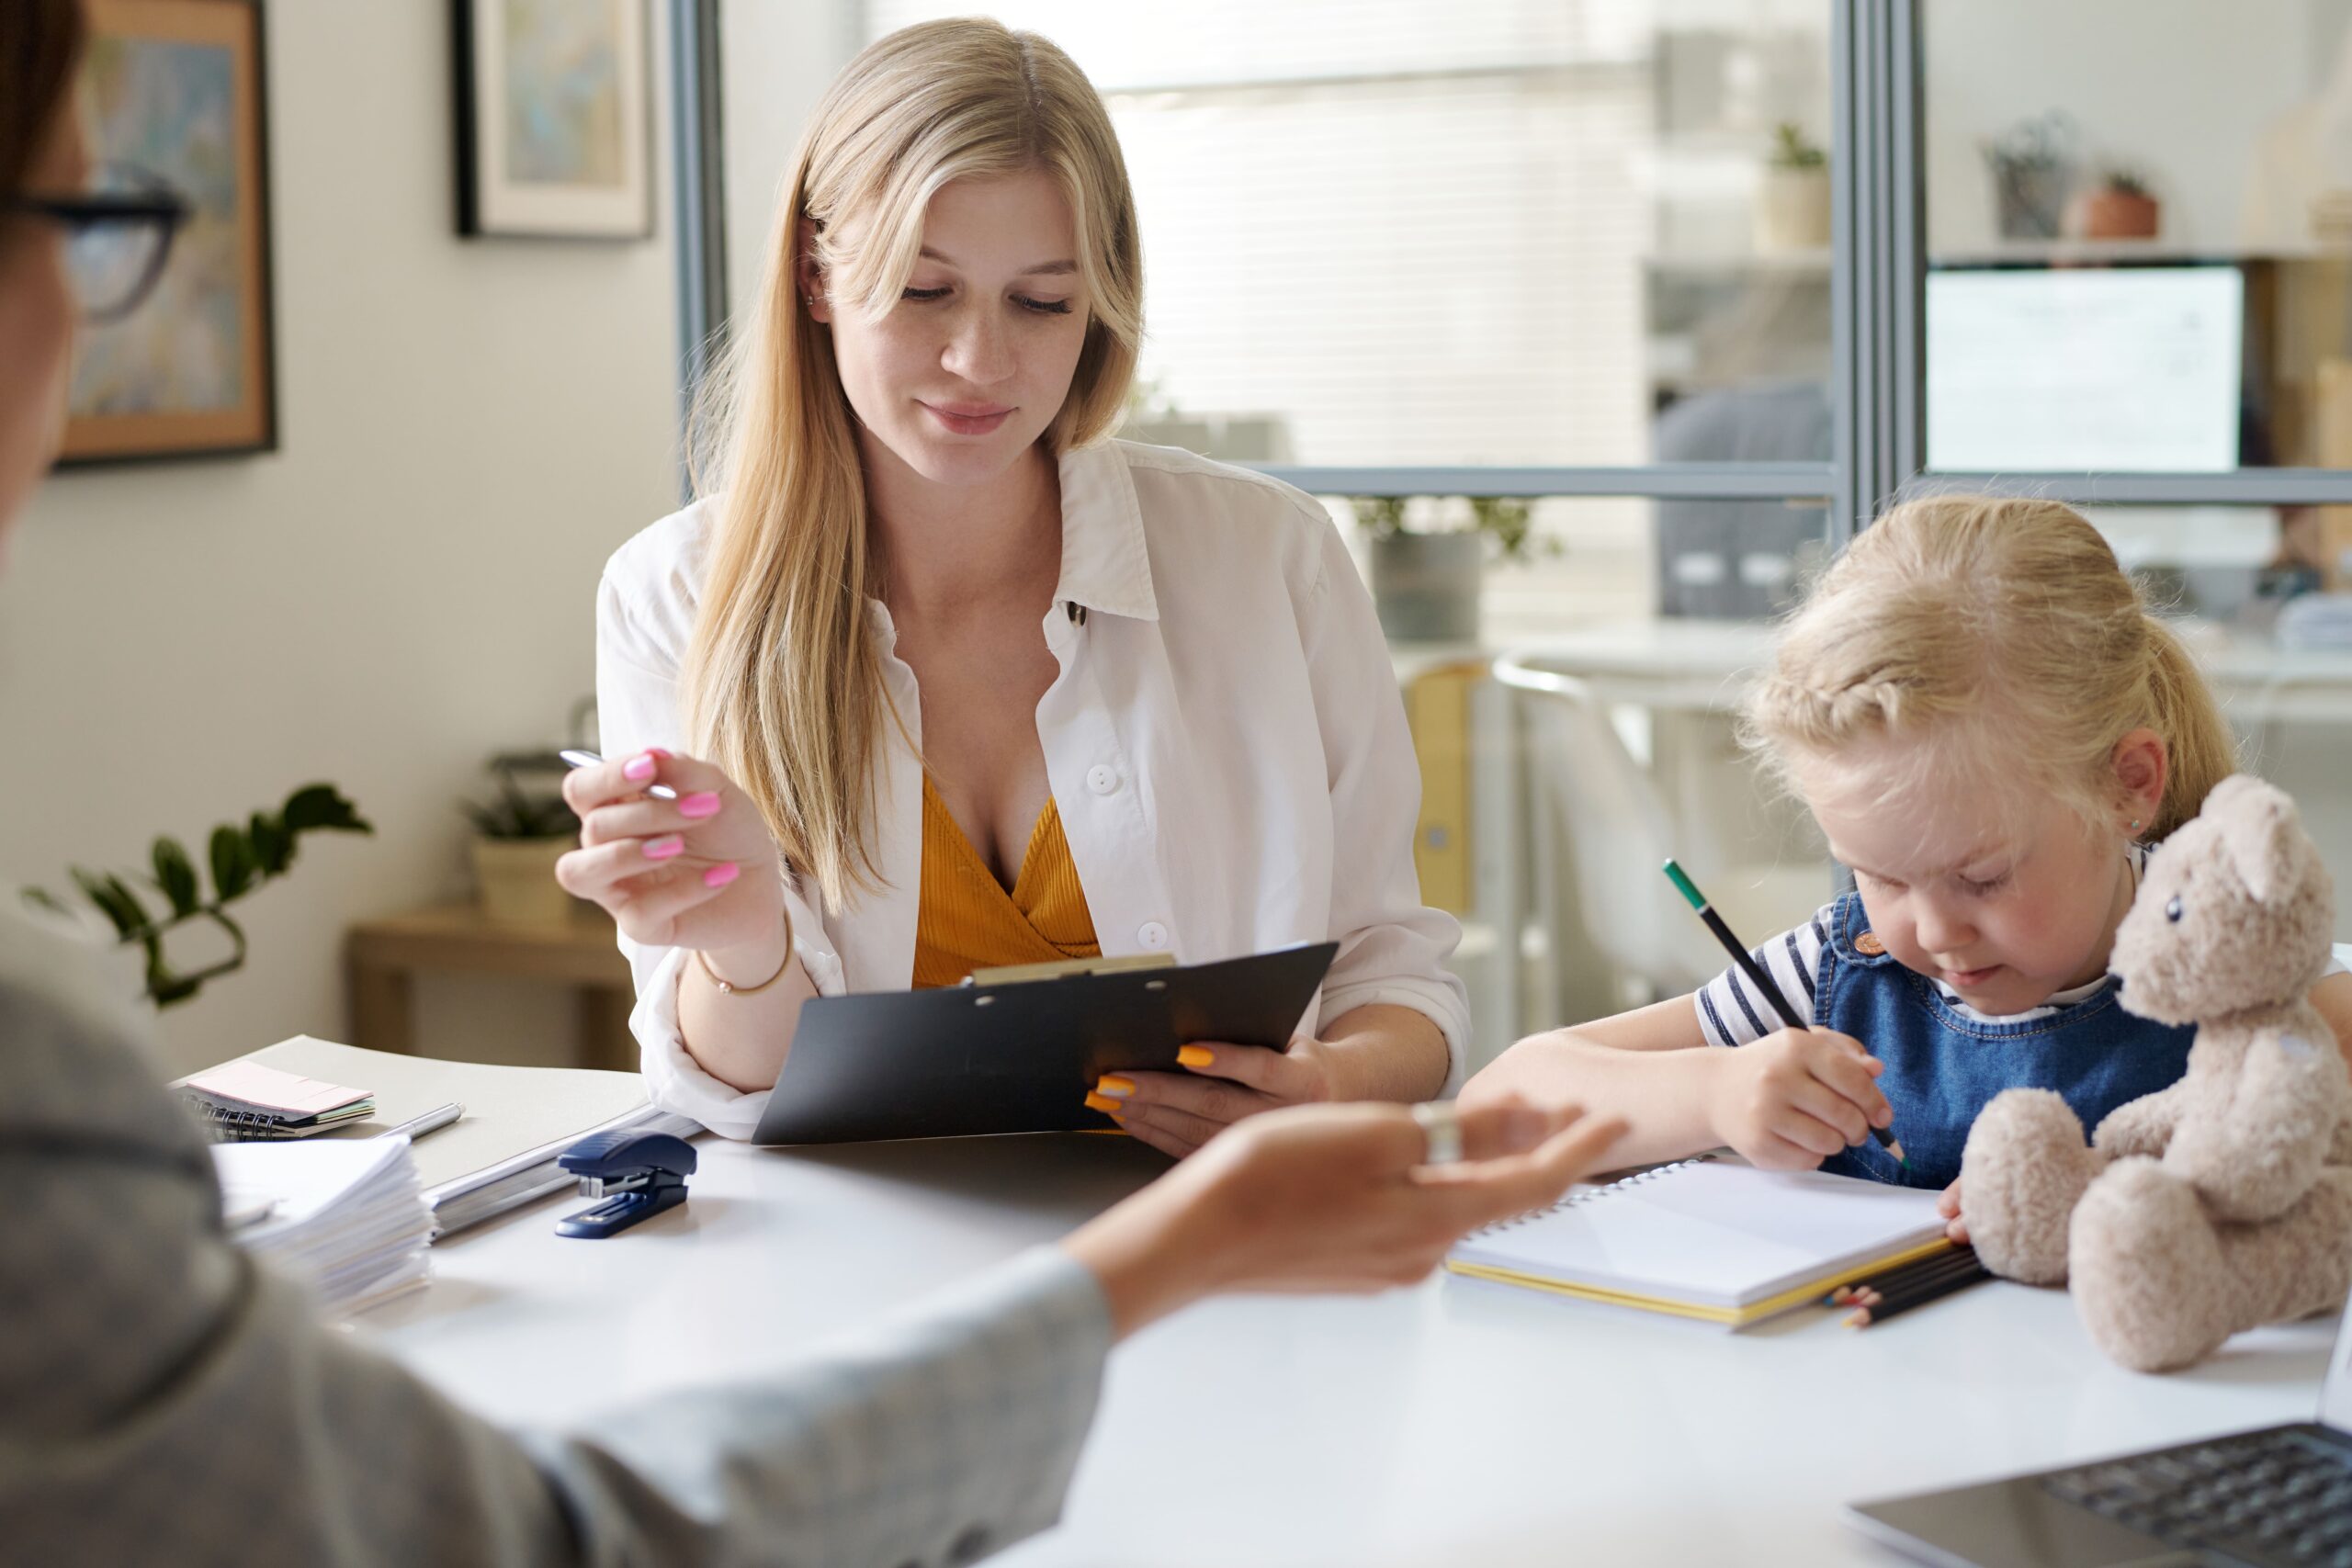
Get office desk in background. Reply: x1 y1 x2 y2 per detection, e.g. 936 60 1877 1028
345 904 636 1069
363 1134 2334 1568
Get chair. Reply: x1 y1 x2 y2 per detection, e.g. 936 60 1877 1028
1492 651 1827 1022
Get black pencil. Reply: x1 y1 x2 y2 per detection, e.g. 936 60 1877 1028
1846 1263 1989 1326
1831 1245 1978 1305
1848 1247 1982 1306
1663 858 1906 1165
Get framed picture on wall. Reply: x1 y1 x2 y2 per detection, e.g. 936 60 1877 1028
454 0 653 240
59 0 277 467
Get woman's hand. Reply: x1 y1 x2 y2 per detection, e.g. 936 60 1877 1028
1060 1097 1628 1337
557 749 786 955
1701 1026 1892 1172
1088 1038 1342 1159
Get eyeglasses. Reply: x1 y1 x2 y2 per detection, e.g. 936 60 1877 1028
6 163 191 324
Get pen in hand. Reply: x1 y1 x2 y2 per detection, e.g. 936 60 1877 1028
560 749 677 802
1662 858 1906 1166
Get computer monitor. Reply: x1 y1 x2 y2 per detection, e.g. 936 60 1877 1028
1926 265 2244 473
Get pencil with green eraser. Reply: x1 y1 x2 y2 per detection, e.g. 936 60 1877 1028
1662 858 1907 1167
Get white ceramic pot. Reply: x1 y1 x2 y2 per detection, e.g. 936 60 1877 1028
1755 164 1831 254
471 836 577 928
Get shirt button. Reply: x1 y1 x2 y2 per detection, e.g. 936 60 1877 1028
1137 921 1169 950
1086 763 1119 795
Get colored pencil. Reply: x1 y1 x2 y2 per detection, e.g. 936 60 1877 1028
1845 1262 1989 1326
1830 1245 1979 1306
1663 858 1906 1165
1845 1249 1983 1308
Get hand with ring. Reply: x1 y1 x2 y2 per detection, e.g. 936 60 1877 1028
1059 1096 1628 1335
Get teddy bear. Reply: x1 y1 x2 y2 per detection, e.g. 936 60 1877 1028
1957 773 2352 1372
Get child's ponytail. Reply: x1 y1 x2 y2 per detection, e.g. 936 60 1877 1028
2141 614 2235 839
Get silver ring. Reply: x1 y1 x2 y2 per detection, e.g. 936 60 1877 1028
1412 1100 1464 1166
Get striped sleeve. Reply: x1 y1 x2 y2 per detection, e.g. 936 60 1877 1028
1693 903 1838 1047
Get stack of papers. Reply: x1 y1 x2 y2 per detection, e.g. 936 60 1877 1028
212 1136 434 1317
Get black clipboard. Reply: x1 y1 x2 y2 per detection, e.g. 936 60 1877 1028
748 942 1339 1145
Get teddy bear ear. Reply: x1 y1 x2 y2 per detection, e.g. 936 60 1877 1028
2211 775 2303 906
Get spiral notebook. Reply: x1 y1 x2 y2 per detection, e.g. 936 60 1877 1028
1446 1156 1952 1328
176 1058 376 1140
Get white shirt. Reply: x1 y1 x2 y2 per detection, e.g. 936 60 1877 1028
597 439 1472 1138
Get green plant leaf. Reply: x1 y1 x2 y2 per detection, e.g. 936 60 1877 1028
209 825 255 902
283 783 370 834
72 868 151 940
151 837 200 919
249 811 293 876
150 973 203 1007
20 886 70 918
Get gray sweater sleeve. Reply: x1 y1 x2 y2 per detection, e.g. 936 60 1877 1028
0 923 1113 1568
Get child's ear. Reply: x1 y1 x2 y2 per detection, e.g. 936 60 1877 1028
2211 774 2301 905
2109 728 2167 829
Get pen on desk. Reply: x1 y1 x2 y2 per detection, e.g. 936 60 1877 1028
1662 858 1906 1167
380 1102 463 1143
559 748 678 802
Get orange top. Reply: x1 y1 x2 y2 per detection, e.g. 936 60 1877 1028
910 773 1102 988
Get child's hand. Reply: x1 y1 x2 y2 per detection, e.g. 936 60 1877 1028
1938 1178 1970 1243
1702 1027 1891 1171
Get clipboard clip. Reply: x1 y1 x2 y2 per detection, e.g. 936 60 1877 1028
962 952 1179 987
554 1130 696 1239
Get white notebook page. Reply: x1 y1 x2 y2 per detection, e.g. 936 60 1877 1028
1452 1159 1947 1308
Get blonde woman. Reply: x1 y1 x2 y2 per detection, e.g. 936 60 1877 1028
560 20 1464 1153
1465 496 2352 1218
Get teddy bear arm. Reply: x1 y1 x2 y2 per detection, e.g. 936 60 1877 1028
2163 1029 2346 1222
2089 1079 2190 1159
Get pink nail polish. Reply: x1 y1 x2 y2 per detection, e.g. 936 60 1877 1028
642 835 684 862
678 791 722 819
623 752 658 782
702 862 740 889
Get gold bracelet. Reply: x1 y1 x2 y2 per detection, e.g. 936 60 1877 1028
695 905 795 995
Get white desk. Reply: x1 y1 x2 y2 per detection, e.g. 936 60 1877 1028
364 1136 2335 1567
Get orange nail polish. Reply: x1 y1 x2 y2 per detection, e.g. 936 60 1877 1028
1095 1074 1136 1099
1084 1092 1120 1114
1176 1045 1214 1069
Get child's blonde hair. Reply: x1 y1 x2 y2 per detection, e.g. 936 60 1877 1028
1742 495 2237 840
682 20 1142 913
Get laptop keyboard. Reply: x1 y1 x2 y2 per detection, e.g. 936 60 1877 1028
2041 1428 2352 1566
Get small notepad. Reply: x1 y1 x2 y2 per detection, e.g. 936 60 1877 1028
177 1058 376 1140
1446 1156 1951 1328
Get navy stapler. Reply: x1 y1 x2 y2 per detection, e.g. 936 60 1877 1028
554 1129 696 1239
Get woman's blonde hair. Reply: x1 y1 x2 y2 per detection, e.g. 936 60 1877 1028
682 20 1142 912
1742 495 2237 840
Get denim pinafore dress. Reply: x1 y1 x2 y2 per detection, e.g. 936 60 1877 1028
1808 891 2196 1190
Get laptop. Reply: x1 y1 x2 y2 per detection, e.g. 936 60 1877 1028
1849 1293 2352 1567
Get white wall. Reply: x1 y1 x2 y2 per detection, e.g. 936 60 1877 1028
0 4 685 1075
717 0 860 321
1925 0 2323 254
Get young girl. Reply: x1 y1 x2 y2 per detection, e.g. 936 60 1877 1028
1466 496 2352 1225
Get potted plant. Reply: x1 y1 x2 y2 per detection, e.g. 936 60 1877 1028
1354 495 1551 643
1982 111 2079 240
21 783 372 1008
464 774 582 928
1755 122 1830 254
2068 164 2161 241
